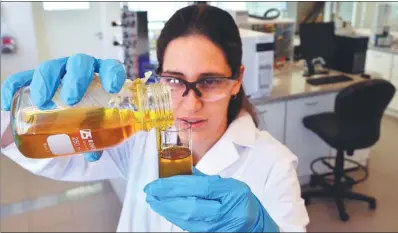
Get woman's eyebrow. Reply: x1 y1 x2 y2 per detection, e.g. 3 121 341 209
162 70 228 78
199 72 227 77
162 70 184 76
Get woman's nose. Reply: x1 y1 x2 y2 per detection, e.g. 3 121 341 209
181 89 203 112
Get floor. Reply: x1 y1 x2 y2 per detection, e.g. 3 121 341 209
0 115 397 232
0 161 122 232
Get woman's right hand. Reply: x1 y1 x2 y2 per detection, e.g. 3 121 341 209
1 53 126 161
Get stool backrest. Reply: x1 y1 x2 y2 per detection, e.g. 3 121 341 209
335 79 396 149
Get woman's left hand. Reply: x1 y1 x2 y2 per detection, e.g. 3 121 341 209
144 168 279 232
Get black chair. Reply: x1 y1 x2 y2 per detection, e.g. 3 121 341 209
301 79 396 221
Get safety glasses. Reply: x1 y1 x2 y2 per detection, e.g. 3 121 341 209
156 75 238 102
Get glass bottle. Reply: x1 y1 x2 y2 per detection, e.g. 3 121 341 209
10 72 174 159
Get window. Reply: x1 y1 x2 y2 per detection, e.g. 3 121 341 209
124 2 191 50
208 2 247 11
126 2 190 22
338 2 354 23
390 3 398 31
359 2 398 32
42 2 89 11
208 2 287 17
247 2 288 17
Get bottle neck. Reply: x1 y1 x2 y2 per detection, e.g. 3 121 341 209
109 80 174 131
145 83 175 130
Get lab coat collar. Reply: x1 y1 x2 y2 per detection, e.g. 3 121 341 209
195 111 257 175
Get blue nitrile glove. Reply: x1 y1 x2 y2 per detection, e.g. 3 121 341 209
1 53 126 162
144 168 279 232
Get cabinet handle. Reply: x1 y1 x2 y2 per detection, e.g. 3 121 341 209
305 101 318 106
259 110 268 114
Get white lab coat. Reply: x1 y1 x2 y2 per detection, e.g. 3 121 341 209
1 110 309 232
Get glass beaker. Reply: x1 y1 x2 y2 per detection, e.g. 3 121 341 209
158 120 192 178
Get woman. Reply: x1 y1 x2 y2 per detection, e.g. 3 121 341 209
1 4 309 232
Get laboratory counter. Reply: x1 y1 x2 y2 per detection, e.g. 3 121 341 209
368 45 398 55
250 65 369 105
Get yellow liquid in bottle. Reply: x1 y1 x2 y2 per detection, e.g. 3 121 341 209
15 107 174 159
12 76 175 159
158 146 193 178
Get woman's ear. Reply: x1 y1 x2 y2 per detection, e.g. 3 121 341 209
238 65 245 82
232 65 245 95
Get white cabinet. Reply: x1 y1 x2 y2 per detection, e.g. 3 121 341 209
393 54 398 69
365 50 393 80
285 93 337 177
388 55 398 111
366 50 398 116
256 101 286 144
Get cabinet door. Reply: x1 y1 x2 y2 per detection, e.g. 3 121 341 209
389 55 398 111
256 101 286 144
365 50 393 80
285 93 337 177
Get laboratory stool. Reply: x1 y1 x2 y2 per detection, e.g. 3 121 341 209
301 79 396 221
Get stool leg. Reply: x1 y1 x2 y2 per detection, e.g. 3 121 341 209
333 149 349 221
343 191 377 209
302 190 330 205
334 194 349 221
303 190 331 198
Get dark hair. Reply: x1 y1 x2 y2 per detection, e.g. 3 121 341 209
156 3 258 127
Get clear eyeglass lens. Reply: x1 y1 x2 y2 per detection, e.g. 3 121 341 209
159 77 236 102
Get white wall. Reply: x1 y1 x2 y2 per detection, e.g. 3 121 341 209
99 2 124 61
31 2 123 62
31 2 104 61
0 2 39 81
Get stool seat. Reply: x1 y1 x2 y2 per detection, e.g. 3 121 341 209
303 112 339 148
303 112 371 151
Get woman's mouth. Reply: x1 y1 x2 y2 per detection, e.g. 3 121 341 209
177 118 207 129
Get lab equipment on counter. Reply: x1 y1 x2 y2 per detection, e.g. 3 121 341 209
10 72 174 159
299 22 336 77
306 75 353 86
372 3 394 48
300 22 370 75
240 28 274 98
329 34 369 74
239 17 295 66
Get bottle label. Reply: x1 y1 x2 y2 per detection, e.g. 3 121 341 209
47 134 76 155
46 129 97 155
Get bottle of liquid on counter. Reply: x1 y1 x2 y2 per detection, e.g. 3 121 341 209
10 72 175 159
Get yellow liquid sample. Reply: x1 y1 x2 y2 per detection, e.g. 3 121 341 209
159 146 193 178
14 107 174 159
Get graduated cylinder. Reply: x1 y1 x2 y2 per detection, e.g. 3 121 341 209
10 74 174 159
